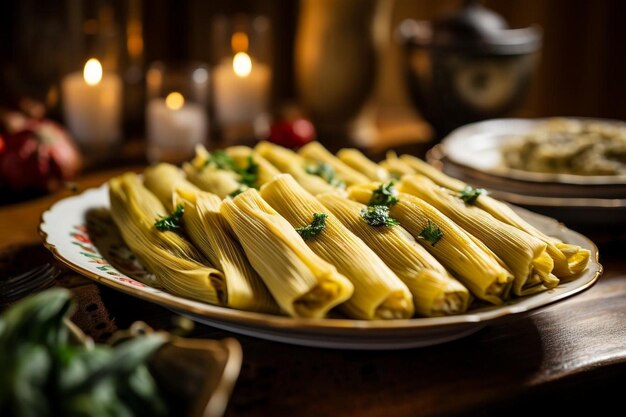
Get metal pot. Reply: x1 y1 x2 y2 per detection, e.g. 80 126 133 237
398 0 542 138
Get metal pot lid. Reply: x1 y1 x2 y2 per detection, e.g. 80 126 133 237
399 0 542 55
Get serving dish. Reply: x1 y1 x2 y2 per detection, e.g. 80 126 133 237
441 118 626 190
40 182 602 350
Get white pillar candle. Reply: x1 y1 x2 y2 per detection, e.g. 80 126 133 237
61 59 122 150
146 91 207 163
213 52 270 125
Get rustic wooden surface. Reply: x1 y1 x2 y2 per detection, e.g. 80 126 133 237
1 167 625 416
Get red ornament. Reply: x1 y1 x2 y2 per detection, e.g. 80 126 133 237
0 120 82 192
267 117 316 149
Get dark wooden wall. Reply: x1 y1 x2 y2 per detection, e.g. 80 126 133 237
0 0 624 121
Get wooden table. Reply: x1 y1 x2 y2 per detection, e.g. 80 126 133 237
1 167 626 417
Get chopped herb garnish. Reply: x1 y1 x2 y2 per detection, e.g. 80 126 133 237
229 185 249 198
238 155 259 188
295 213 328 240
459 185 487 205
204 151 259 188
203 150 237 171
305 162 346 189
418 220 444 246
154 204 185 231
360 205 399 227
368 181 399 207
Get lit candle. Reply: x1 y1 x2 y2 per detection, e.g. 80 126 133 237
61 58 122 150
213 46 271 126
146 91 207 163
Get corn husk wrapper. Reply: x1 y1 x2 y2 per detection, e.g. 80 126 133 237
318 193 470 316
348 183 514 304
255 141 343 195
182 146 241 198
260 174 414 320
174 189 278 313
220 189 354 318
299 141 370 186
109 173 224 305
337 148 390 182
399 175 558 295
143 163 202 211
225 145 281 186
398 154 590 278
380 152 415 178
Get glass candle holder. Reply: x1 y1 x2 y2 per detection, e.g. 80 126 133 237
60 0 123 158
62 58 123 155
145 62 210 163
211 15 272 144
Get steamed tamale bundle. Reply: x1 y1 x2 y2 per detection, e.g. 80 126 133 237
348 182 514 305
143 163 201 211
225 146 281 186
175 189 277 313
397 154 590 278
336 148 390 182
318 193 470 316
261 174 414 319
109 173 224 305
398 175 558 296
105 140 591 320
255 141 343 195
221 188 354 318
183 145 272 198
298 142 371 186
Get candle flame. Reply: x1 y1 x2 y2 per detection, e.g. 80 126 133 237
83 58 103 86
233 52 252 78
165 92 185 110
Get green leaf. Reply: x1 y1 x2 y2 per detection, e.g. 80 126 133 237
368 181 399 207
68 334 167 394
228 185 249 198
154 204 185 231
238 155 259 188
418 220 444 246
360 205 399 227
6 344 53 417
203 150 237 171
205 151 259 189
0 288 73 351
295 213 328 240
305 162 346 189
459 185 487 205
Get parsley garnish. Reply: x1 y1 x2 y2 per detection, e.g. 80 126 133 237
238 155 259 188
418 220 443 246
204 151 259 188
228 185 250 198
368 181 399 207
459 185 487 205
360 205 399 227
154 204 185 231
295 213 328 240
305 163 346 189
203 150 236 171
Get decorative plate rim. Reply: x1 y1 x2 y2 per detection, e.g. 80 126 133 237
39 182 603 333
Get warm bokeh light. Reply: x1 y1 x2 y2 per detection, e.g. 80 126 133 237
231 31 249 53
165 91 185 110
233 52 252 78
83 58 103 86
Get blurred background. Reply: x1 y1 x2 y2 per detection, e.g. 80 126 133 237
0 0 624 173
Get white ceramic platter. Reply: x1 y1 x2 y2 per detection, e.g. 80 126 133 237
40 183 602 350
441 118 626 189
